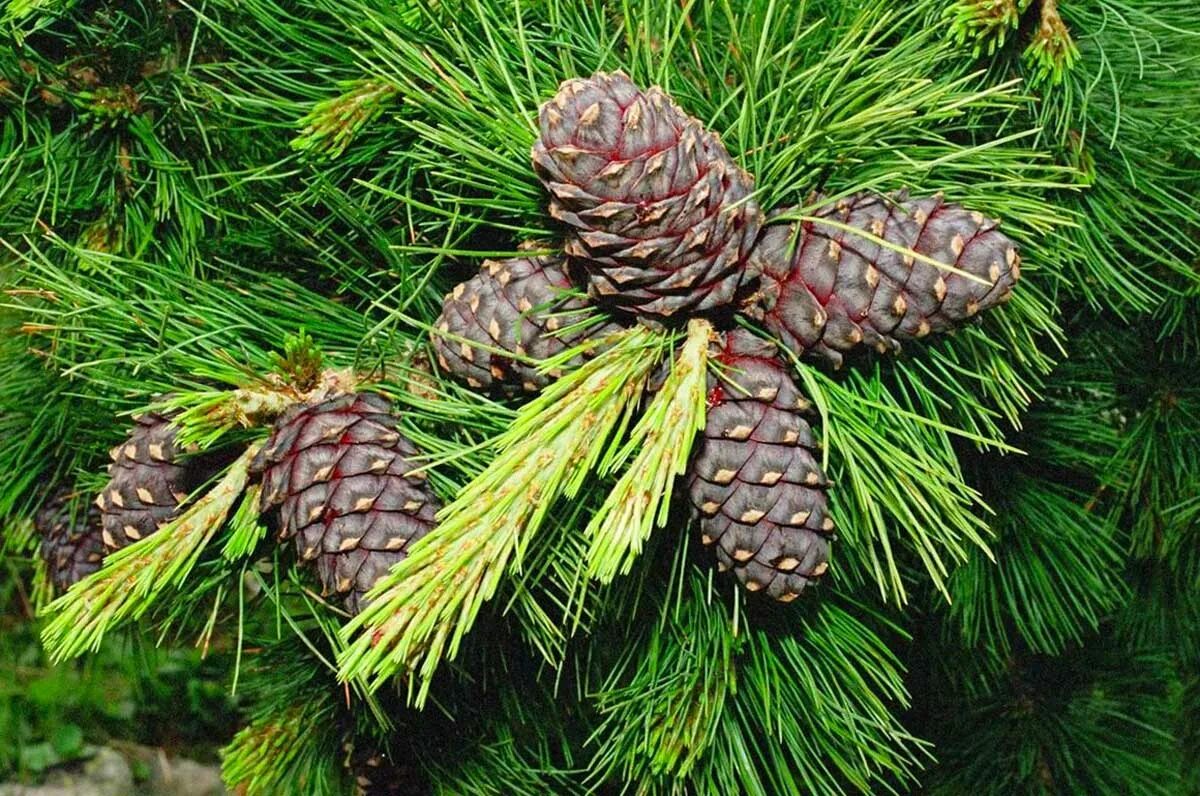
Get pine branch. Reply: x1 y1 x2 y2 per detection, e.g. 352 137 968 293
292 78 401 159
949 476 1126 657
1028 0 1200 312
220 634 358 796
429 723 585 796
40 444 260 661
1022 0 1079 86
788 360 1008 604
921 642 1181 796
585 318 711 583
338 326 674 701
946 0 1031 56
223 701 349 796
723 606 927 796
588 569 739 785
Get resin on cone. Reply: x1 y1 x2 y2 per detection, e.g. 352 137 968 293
687 330 833 600
532 71 762 321
433 255 617 393
254 392 439 614
751 192 1020 367
95 412 189 551
37 488 106 592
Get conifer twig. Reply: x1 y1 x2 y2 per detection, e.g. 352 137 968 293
223 703 343 796
338 326 674 701
292 78 401 159
40 444 261 661
1023 0 1079 86
585 318 712 583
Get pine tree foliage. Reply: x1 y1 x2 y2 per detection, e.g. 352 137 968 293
1 0 1198 793
589 552 923 795
915 641 1182 796
951 0 1200 313
222 638 354 796
0 0 277 273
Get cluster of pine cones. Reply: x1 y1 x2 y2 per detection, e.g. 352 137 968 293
433 72 1020 600
39 71 1019 610
39 394 440 618
39 411 198 592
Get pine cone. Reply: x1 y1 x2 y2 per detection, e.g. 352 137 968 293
349 747 427 796
95 412 189 551
254 393 439 614
532 71 762 321
37 488 105 592
687 330 833 601
750 192 1020 367
433 255 618 393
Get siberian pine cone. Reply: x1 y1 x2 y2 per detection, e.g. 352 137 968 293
687 330 833 601
95 412 189 551
532 71 762 322
750 192 1020 367
349 747 427 796
37 488 106 592
432 255 618 394
254 393 439 614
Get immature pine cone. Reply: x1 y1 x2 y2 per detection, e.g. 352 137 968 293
752 192 1020 367
38 488 106 592
95 412 189 551
254 393 439 614
433 255 618 394
687 330 833 600
532 71 762 321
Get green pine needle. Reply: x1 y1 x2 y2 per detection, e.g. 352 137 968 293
946 0 1031 56
222 701 347 796
222 483 269 561
220 635 355 796
292 78 401 160
1022 0 1079 87
790 360 1007 605
338 325 674 701
586 318 711 583
588 562 739 785
40 444 260 661
0 516 35 556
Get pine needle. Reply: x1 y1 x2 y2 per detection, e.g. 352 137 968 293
338 326 674 702
0 517 35 556
585 318 712 583
40 444 261 661
222 483 269 560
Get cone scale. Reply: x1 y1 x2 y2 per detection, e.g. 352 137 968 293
37 489 106 593
94 412 190 552
432 254 618 394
